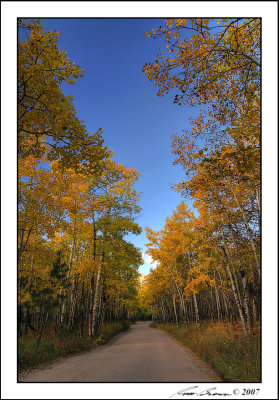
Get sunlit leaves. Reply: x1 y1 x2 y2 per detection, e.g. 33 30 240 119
18 19 108 174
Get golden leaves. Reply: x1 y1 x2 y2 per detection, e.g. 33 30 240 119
18 19 108 174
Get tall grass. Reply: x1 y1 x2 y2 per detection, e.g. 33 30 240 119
18 320 131 373
152 321 260 382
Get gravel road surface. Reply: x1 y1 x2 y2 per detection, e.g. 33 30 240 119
19 321 213 382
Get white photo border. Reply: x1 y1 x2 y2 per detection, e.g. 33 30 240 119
1 1 278 399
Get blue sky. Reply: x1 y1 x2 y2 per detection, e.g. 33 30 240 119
40 18 195 274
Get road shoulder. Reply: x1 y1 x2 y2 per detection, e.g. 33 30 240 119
152 326 223 383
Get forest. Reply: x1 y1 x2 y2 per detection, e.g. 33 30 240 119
140 18 260 330
18 18 261 380
139 18 261 381
18 19 143 359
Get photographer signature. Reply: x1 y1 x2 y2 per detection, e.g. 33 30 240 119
170 386 232 398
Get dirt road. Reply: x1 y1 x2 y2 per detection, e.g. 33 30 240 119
19 321 214 382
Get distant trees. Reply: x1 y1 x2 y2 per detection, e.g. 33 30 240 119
142 201 260 333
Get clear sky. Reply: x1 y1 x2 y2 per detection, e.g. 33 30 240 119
40 18 195 274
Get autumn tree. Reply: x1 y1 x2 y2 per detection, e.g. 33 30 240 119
141 19 261 333
142 198 260 333
145 203 214 327
143 18 260 138
143 18 260 204
17 20 143 344
18 19 107 174
87 156 142 336
18 153 143 339
18 155 69 264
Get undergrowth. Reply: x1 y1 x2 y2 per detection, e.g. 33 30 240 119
151 321 260 382
18 320 131 374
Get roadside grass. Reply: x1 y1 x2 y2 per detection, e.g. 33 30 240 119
18 320 131 374
151 321 260 382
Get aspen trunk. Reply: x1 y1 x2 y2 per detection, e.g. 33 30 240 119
229 225 252 330
221 249 247 334
241 270 251 331
193 292 200 326
79 280 85 337
222 290 229 321
255 187 261 234
91 251 104 337
251 273 259 322
151 305 154 322
252 297 258 322
210 288 215 320
215 266 230 321
213 269 222 321
60 204 77 326
167 265 188 326
36 312 49 349
68 275 79 332
92 212 97 260
161 297 166 323
18 227 32 262
188 253 200 327
172 293 179 326
177 287 188 326
87 213 97 336
88 274 95 336
221 228 243 309
232 189 261 278
66 209 77 281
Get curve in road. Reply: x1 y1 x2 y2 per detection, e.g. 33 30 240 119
19 321 214 383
